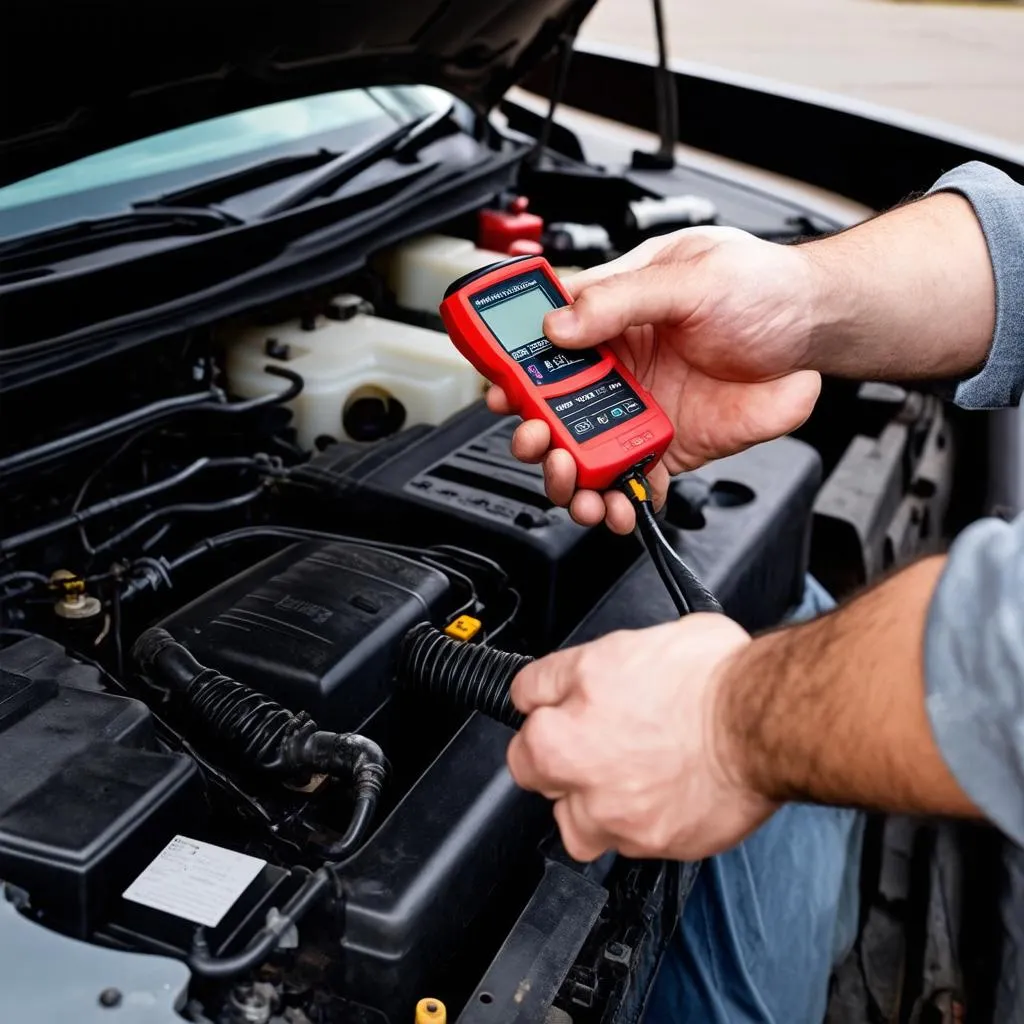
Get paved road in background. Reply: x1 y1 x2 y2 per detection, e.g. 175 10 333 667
579 0 1024 144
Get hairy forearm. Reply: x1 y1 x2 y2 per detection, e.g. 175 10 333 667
800 193 996 381
720 557 980 818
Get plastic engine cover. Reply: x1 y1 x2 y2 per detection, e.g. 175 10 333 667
288 403 641 649
157 541 452 732
0 637 197 938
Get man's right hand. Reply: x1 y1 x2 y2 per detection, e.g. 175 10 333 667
489 192 995 534
487 227 823 533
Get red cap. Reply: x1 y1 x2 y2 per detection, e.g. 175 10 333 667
507 239 544 256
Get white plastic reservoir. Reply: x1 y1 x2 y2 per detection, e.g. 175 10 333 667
224 301 487 450
381 234 581 316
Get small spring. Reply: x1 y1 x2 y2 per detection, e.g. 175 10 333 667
185 667 300 770
398 623 532 730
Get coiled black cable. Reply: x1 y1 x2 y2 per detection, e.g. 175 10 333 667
398 622 532 729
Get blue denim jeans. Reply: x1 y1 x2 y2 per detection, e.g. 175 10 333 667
645 577 866 1024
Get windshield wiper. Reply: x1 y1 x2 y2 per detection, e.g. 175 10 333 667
259 106 455 217
0 107 458 275
140 108 455 220
0 206 241 274
137 150 340 210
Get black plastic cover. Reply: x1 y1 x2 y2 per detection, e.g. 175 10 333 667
337 712 549 1020
158 541 452 732
291 403 640 649
0 636 197 938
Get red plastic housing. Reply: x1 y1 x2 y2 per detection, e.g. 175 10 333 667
439 256 674 492
477 197 544 254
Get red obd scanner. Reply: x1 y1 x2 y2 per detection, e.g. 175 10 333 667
439 255 674 493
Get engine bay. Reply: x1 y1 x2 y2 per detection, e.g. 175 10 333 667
0 155 965 1022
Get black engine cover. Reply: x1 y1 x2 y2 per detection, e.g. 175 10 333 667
0 637 197 938
157 541 452 733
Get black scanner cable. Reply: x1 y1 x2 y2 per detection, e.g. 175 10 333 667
617 466 723 617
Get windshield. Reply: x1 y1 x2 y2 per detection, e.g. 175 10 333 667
0 85 454 230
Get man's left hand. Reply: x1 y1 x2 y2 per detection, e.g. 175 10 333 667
506 616 777 862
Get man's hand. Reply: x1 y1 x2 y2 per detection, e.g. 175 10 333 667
490 192 995 534
488 227 823 533
506 558 982 865
505 615 777 862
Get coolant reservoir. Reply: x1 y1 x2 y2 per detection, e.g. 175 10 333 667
382 234 580 316
382 235 508 316
224 301 487 450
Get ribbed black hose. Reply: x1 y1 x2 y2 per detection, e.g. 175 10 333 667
132 628 307 772
131 627 390 978
132 629 388 792
398 623 532 730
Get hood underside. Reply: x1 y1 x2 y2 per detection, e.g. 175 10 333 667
0 0 597 188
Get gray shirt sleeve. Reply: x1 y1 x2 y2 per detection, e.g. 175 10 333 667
922 161 1024 843
926 515 1024 843
926 160 1024 408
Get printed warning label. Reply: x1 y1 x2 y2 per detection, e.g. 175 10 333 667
122 835 266 927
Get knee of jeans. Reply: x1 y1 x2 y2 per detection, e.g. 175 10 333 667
785 574 836 624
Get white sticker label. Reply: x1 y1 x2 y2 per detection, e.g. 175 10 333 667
122 835 266 928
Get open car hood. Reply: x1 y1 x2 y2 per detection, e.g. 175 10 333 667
0 0 597 188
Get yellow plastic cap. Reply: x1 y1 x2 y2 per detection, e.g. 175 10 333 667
416 997 447 1024
444 615 482 641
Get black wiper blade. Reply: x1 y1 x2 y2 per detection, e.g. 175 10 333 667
260 107 455 218
0 109 460 278
0 206 241 275
137 150 339 210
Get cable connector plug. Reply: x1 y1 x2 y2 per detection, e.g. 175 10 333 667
615 457 658 506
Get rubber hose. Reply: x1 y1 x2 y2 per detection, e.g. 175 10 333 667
398 623 532 730
133 627 387 783
131 627 389 979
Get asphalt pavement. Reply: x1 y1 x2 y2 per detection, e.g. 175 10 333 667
579 0 1024 143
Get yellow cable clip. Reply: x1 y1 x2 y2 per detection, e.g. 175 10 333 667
444 615 482 642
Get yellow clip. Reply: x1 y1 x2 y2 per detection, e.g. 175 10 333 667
626 477 648 502
444 615 482 642
416 998 447 1024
